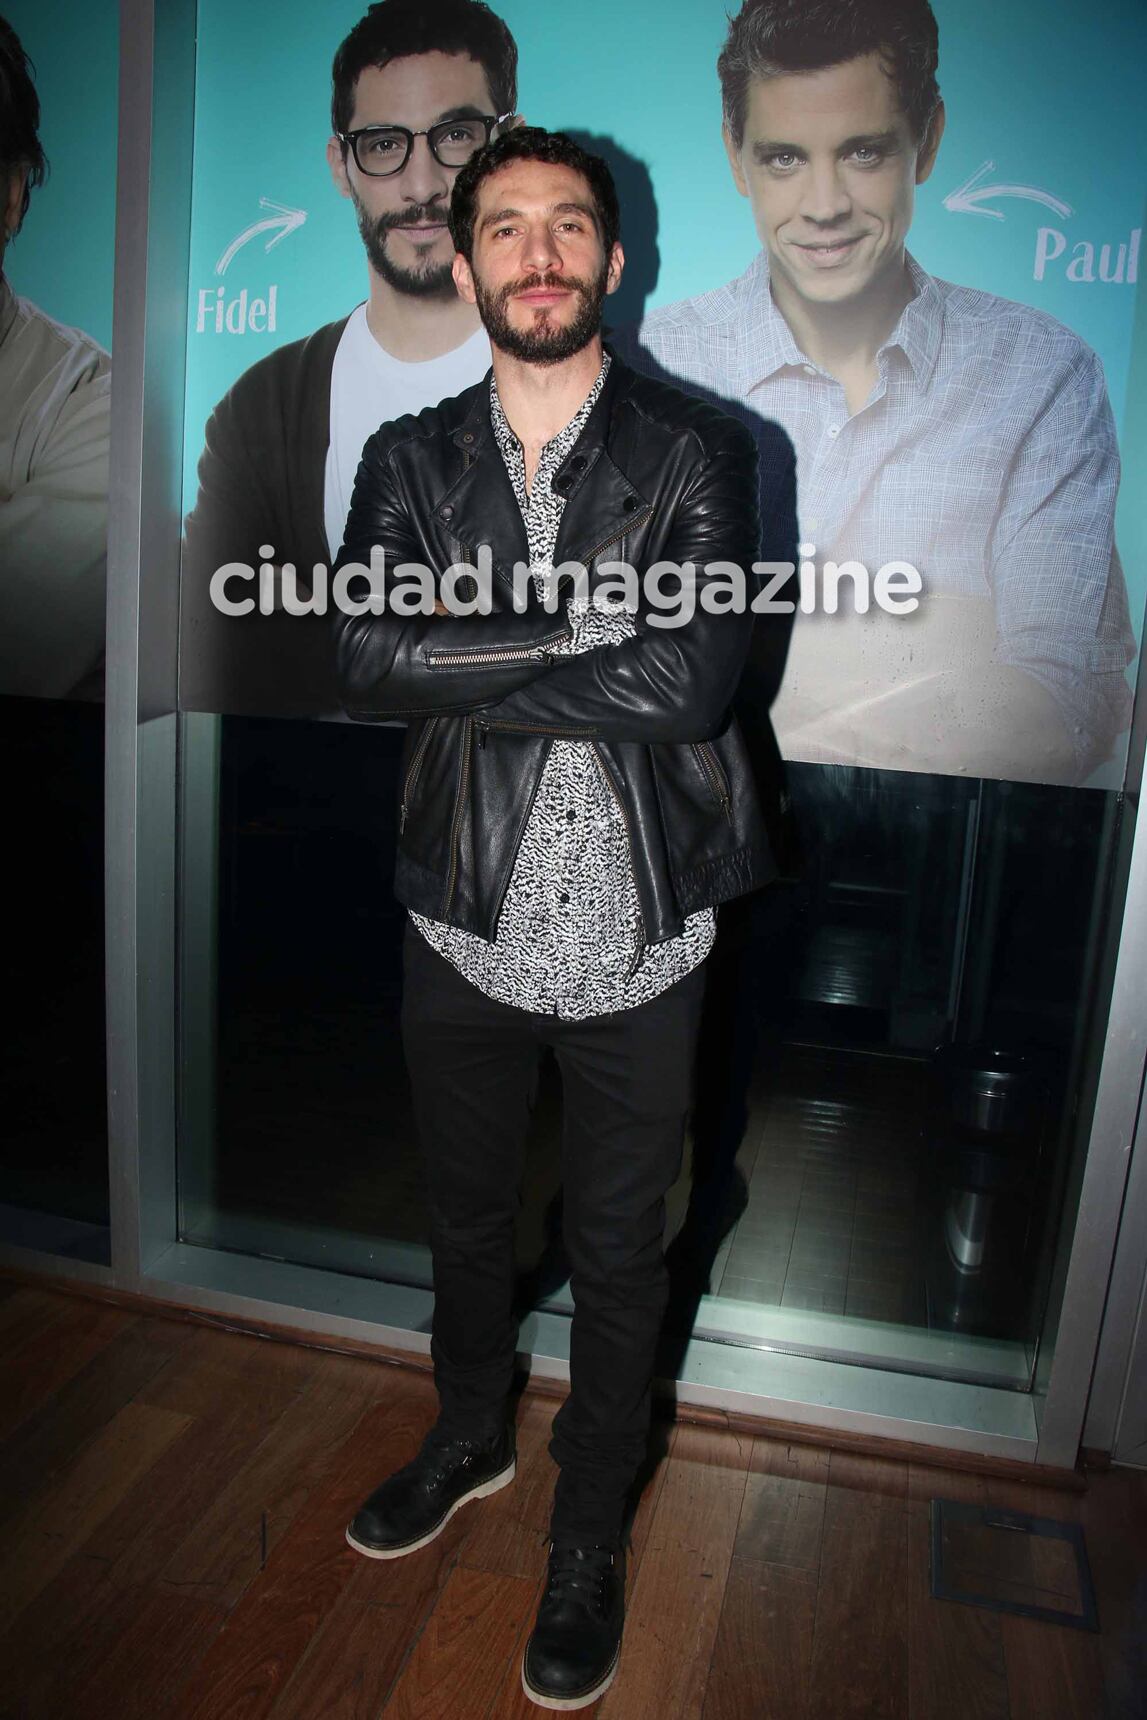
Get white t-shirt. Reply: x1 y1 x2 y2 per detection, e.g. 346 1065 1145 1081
323 303 491 559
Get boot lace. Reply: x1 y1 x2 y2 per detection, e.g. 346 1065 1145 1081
545 1543 615 1615
417 1426 490 1488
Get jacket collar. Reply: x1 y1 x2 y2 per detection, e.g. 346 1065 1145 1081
439 349 647 586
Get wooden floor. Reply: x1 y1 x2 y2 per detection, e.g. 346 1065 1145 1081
1 1282 1144 1719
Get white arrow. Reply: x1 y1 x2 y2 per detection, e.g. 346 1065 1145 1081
214 198 307 276
943 160 1073 222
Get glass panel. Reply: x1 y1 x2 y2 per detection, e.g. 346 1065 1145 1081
173 0 1146 1400
0 3 117 1262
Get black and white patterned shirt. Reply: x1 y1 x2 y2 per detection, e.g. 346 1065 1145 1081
411 354 714 1018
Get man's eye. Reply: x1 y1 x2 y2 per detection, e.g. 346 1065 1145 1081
364 135 400 156
852 146 885 165
765 152 800 172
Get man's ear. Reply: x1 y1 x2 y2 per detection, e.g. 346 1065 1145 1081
453 251 477 305
327 135 352 200
915 100 946 185
604 240 625 297
722 124 749 199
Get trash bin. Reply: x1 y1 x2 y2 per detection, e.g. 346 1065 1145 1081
925 1045 1049 1336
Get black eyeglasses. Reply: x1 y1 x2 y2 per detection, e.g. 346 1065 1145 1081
339 113 513 177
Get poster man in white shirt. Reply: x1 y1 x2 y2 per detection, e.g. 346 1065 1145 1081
181 0 521 715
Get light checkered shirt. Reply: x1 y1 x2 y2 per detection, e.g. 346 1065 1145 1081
620 250 1135 778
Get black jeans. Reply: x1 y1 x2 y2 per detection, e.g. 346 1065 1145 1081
400 921 708 1545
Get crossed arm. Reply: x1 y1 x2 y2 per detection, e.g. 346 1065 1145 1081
332 417 769 743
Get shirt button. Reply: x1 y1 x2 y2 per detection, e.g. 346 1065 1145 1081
439 503 455 521
559 891 570 904
803 364 816 376
827 426 841 439
566 809 576 822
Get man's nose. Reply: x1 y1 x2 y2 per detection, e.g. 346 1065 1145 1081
399 134 451 205
798 159 853 225
521 221 562 274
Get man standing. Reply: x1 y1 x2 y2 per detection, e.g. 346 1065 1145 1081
333 129 792 1708
181 0 519 715
624 0 1135 785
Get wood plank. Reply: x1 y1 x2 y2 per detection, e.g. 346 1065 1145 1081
83 1348 318 1592
0 1551 132 1719
0 1284 78 1353
0 1297 134 1440
595 1422 751 1720
136 1322 317 1419
157 1347 386 1608
735 1436 831 1571
0 1398 192 1628
906 1488 1009 1720
805 1458 911 1720
1001 1615 1106 1720
701 1557 817 1720
71 1583 229 1720
381 1563 538 1720
1081 1464 1147 1719
0 1315 194 1529
174 1393 459 1720
977 1472 1104 1719
268 1589 424 1720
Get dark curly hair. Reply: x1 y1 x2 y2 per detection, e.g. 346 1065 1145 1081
719 0 941 149
331 0 517 138
448 126 620 263
0 18 48 233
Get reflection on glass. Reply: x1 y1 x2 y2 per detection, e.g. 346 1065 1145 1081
179 720 1122 1390
0 14 111 1259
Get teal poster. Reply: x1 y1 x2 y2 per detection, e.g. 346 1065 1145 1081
175 0 1147 788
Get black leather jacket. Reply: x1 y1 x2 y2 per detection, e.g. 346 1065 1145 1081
332 352 796 947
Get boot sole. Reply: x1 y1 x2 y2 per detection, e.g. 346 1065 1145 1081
344 1456 516 1560
520 1639 621 1710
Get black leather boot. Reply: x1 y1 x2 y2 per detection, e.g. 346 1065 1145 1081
521 1540 626 1710
345 1421 515 1559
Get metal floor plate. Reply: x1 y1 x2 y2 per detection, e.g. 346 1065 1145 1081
930 1497 1099 1632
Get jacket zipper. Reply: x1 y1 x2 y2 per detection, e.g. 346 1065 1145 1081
577 504 654 567
478 719 596 738
441 715 473 917
692 740 733 821
591 743 646 980
427 626 570 669
399 717 439 833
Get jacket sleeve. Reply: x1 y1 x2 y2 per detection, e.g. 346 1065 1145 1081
332 428 578 718
473 416 763 743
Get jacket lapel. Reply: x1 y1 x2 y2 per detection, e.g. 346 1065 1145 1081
552 446 650 570
433 387 529 597
552 353 650 570
430 352 648 596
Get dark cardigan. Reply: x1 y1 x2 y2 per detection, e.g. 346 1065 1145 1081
180 316 350 717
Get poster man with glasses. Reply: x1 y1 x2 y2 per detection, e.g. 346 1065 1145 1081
181 0 521 715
